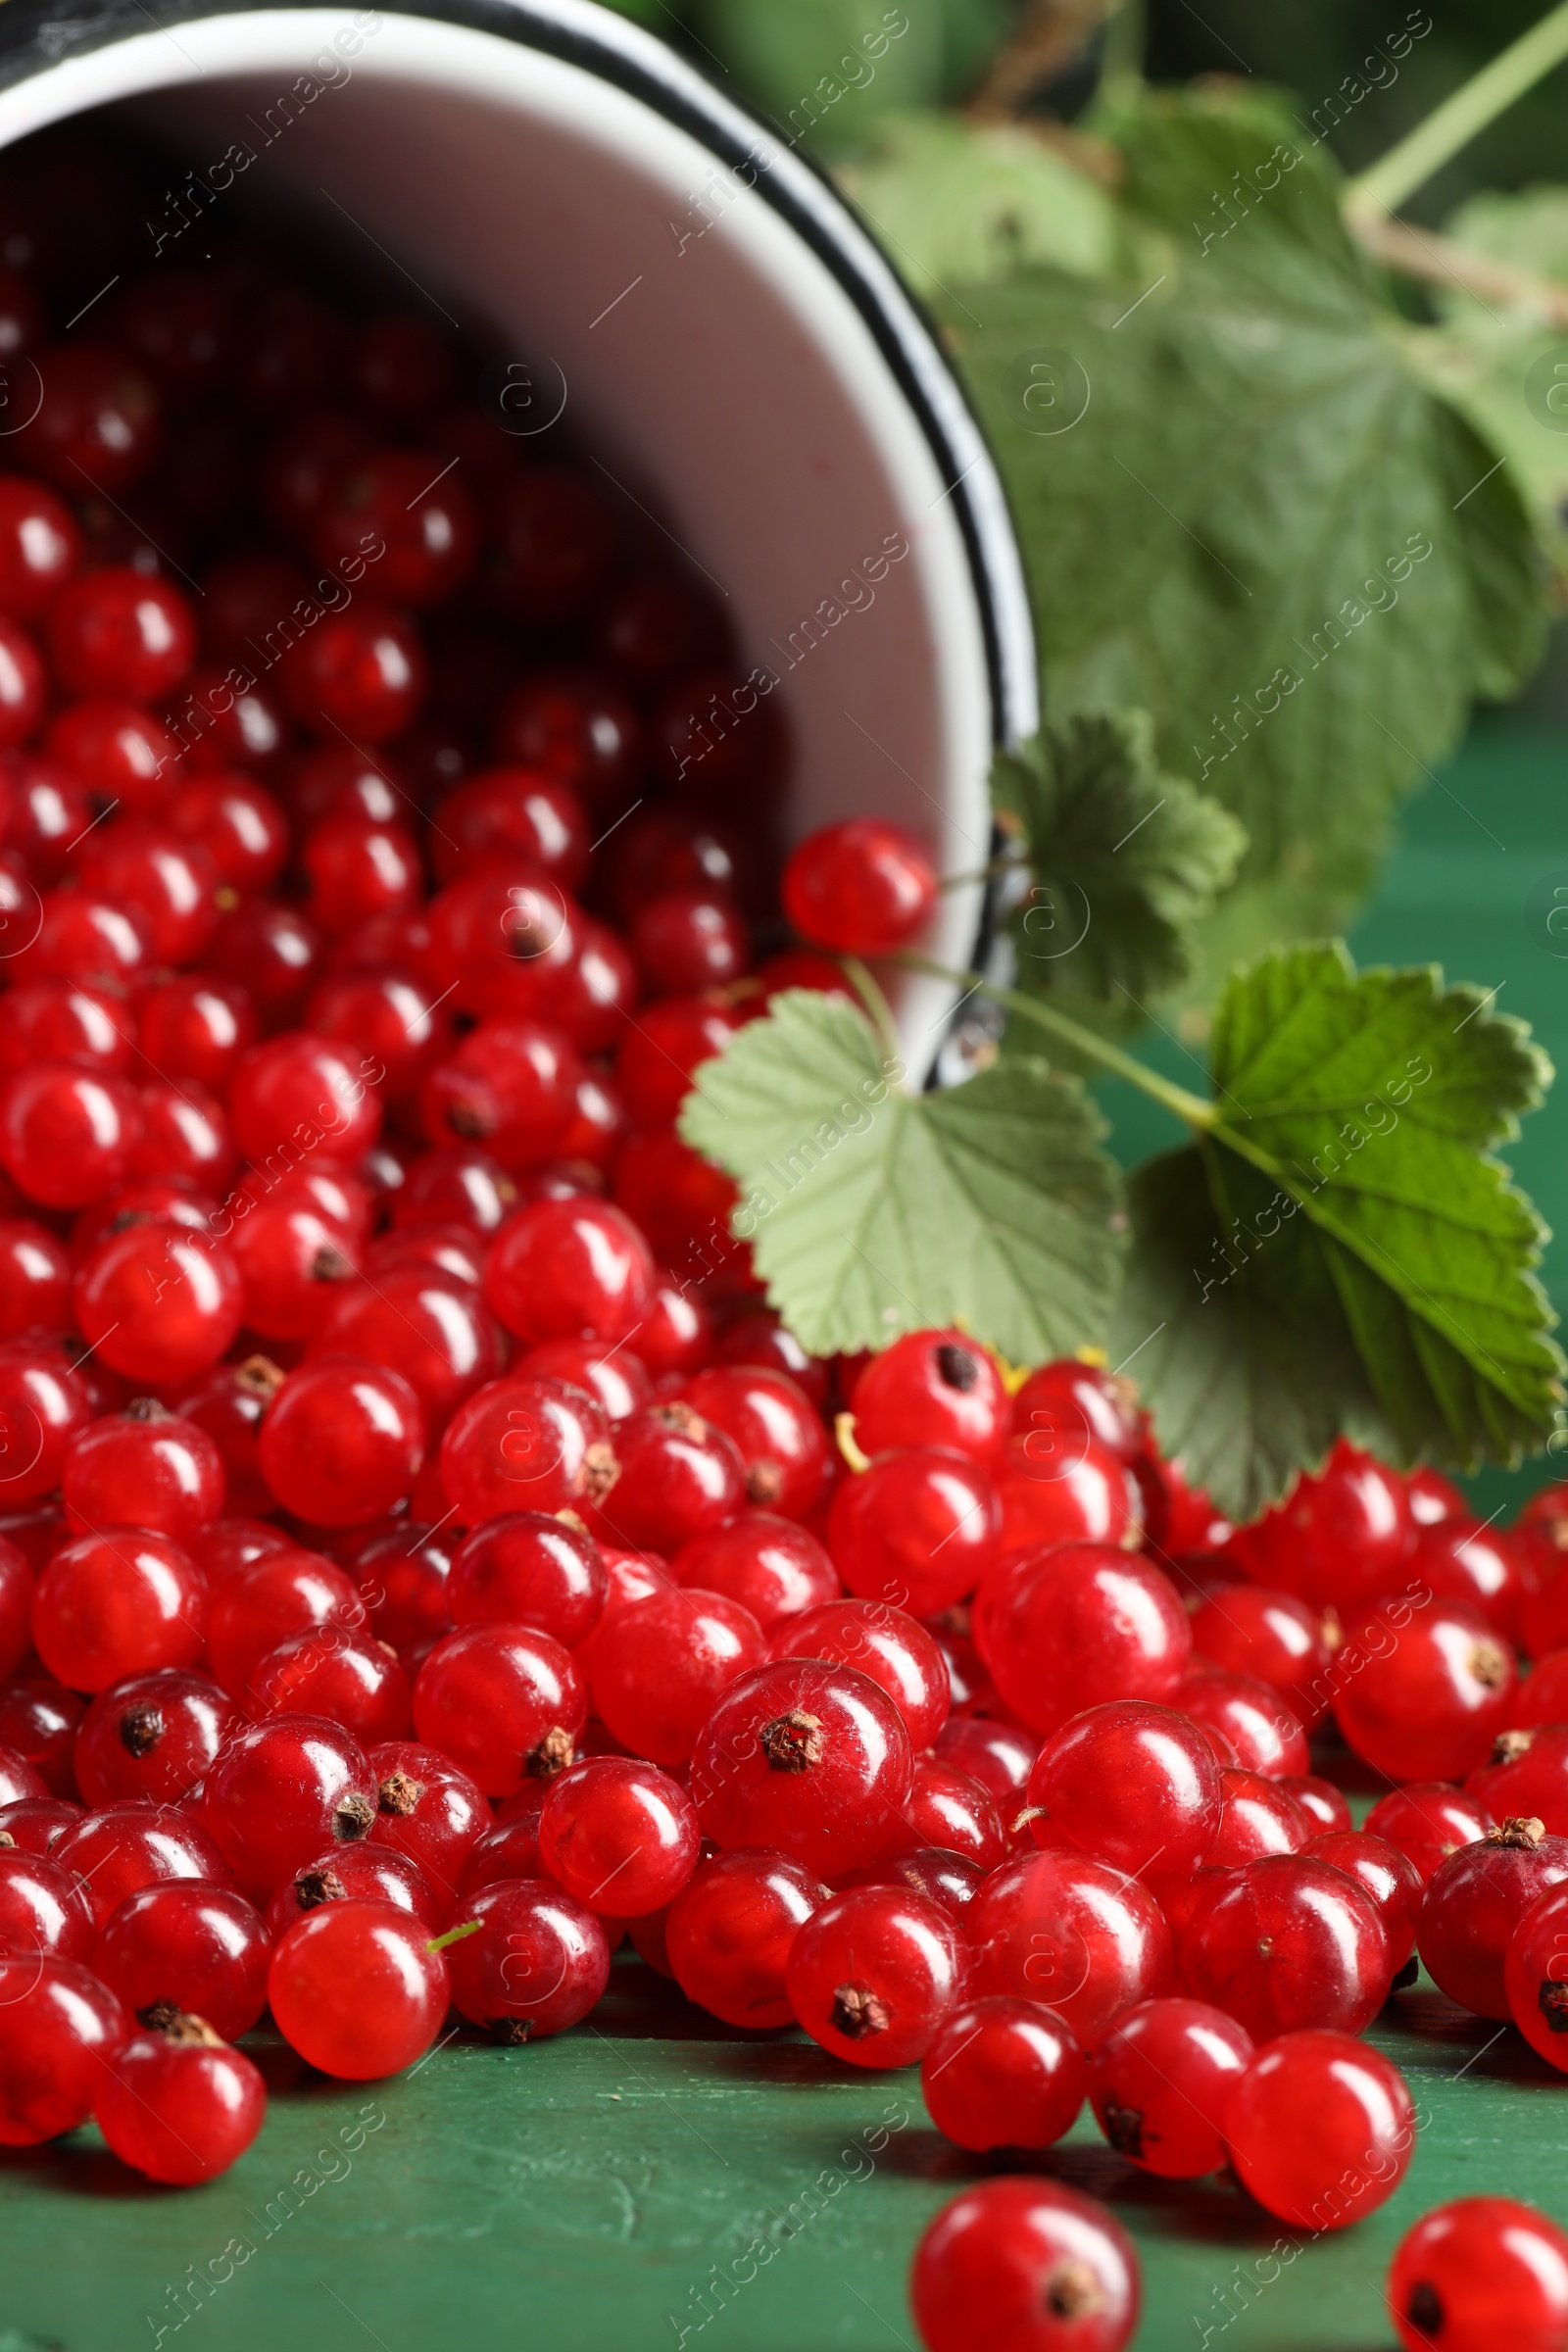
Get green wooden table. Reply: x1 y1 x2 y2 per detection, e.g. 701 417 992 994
8 718 1568 2352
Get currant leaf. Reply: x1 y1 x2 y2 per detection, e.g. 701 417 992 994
992 710 1247 1005
677 989 1124 1361
1113 942 1564 1519
922 86 1545 933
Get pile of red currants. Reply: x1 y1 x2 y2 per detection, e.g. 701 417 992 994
0 125 1564 2352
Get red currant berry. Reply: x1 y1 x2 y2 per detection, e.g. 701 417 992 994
74 1224 243 1385
0 1956 129 2143
93 1881 270 2040
493 664 639 809
993 1434 1137 1555
921 1994 1088 2153
408 1455 576 1595
350 1521 455 1658
678 1365 827 1519
74 1669 240 1807
439 1373 616 1525
258 1355 423 1527
31 1528 206 1691
64 1405 224 1546
0 1843 95 1958
1190 1583 1336 1726
1027 1700 1221 1891
773 1598 951 1748
97 2014 266 2184
169 771 288 896
199 1716 374 1899
0 1682 75 1797
1224 2029 1414 2229
229 1031 382 1166
279 600 427 742
1389 2196 1568 2352
0 982 134 1083
1407 1517 1526 1644
782 818 934 954
246 1626 412 1745
691 1657 912 1878
205 897 323 1026
672 1513 836 1630
935 1713 1039 1807
0 474 78 619
911 2177 1140 2352
786 1883 962 2067
266 1844 437 1936
1306 1829 1423 1975
538 1754 699 1917
1277 1772 1352 1835
420 1016 582 1168
985 1544 1190 1736
413 1622 585 1797
49 565 194 699
1182 1852 1391 2037
54 1801 233 1926
517 1340 650 1429
630 888 749 995
392 1143 514 1232
966 1847 1173 2048
852 1331 1008 1465
1090 1995 1253 2178
315 449 476 608
454 1810 545 1897
24 344 162 493
446 1877 610 2040
367 1739 488 1915
1175 1667 1308 1779
614 994 746 1128
431 764 589 888
663 1847 827 2028
1204 1767 1311 1868
0 1794 81 1851
826 1446 1005 1616
586 1586 763 1766
1335 1597 1516 1782
602 1401 744 1553
879 1754 1004 1869
1364 1781 1494 1884
483 1196 653 1347
0 1062 140 1209
1418 1816 1568 2018
270 1897 447 2077
1233 1439 1411 1612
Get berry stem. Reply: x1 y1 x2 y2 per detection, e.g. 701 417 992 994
899 956 1217 1130
1346 2 1568 225
838 956 903 1066
425 1919 484 1954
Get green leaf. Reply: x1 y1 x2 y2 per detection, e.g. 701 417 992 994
676 990 1124 1361
695 0 947 153
1113 942 1564 1519
1402 184 1568 596
929 86 1546 933
836 112 1137 298
991 710 1247 1006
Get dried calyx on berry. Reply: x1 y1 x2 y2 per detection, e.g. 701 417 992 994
760 1710 825 1772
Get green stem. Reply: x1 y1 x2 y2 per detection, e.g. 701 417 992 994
426 1919 482 1955
1100 0 1147 105
900 956 1218 1129
839 956 901 1065
1347 1 1568 222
